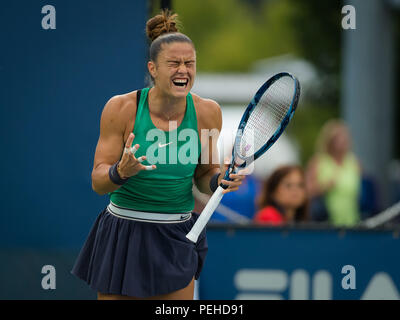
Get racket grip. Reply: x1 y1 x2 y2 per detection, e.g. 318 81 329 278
186 186 225 243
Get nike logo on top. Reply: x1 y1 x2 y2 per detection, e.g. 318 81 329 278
158 142 173 148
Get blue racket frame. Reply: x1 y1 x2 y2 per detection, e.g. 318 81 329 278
222 72 300 183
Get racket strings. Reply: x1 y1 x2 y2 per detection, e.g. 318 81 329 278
238 76 295 159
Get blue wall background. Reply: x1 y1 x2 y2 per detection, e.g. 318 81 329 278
0 0 147 249
0 0 147 299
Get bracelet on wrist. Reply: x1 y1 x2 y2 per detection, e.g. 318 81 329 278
209 173 221 192
109 161 129 185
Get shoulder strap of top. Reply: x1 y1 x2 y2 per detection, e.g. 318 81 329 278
136 89 141 111
132 88 151 135
140 87 150 106
184 92 198 129
132 88 148 135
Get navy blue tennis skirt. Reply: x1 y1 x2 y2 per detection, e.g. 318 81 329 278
71 207 208 298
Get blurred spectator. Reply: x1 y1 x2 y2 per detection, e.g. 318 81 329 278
305 119 361 227
254 165 309 225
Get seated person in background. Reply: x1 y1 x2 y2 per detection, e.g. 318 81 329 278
305 119 361 227
254 165 309 225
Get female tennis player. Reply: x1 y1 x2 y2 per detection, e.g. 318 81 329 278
71 10 246 300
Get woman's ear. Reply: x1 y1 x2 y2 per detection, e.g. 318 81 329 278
148 61 157 79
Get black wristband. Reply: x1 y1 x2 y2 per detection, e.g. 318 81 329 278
209 173 221 192
109 161 129 185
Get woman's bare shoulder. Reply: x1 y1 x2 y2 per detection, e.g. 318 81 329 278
104 90 137 114
191 93 220 110
191 93 222 130
100 90 139 138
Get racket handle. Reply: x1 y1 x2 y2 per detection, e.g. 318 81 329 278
186 186 225 243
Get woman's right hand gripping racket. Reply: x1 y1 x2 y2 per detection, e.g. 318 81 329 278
186 72 301 243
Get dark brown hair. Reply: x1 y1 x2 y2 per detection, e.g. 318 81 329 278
257 165 309 222
146 10 194 62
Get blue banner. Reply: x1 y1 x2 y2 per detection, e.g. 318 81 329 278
199 226 400 300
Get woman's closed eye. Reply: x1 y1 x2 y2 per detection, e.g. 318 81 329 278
168 61 180 67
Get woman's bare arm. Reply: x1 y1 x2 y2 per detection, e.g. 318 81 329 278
91 93 154 195
91 95 129 194
194 98 245 195
193 99 222 194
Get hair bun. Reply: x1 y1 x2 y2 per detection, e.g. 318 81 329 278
146 10 180 42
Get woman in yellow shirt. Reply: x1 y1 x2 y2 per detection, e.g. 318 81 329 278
306 119 361 226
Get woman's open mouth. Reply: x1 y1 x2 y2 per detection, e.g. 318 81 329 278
172 78 189 88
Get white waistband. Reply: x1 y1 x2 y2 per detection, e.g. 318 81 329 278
107 202 192 224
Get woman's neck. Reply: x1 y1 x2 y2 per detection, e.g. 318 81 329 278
330 152 346 165
148 86 187 118
284 207 296 222
272 201 296 222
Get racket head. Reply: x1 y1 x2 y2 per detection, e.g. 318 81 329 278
229 72 300 173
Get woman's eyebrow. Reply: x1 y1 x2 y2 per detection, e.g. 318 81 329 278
166 57 196 62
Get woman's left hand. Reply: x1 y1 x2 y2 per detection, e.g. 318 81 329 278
218 161 248 194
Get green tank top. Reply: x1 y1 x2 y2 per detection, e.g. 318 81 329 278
317 152 361 226
109 88 201 213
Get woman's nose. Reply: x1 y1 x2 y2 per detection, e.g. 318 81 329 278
177 63 187 73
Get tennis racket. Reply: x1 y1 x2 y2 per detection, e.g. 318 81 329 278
186 72 301 243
